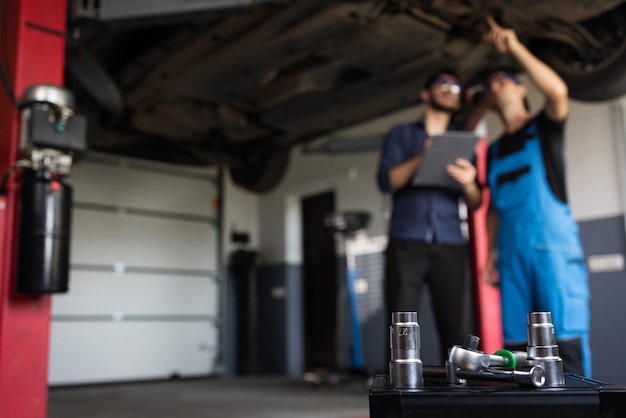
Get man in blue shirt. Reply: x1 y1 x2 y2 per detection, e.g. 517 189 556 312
377 70 482 362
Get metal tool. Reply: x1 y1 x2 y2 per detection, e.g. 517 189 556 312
447 334 517 372
389 311 423 389
448 344 517 372
423 365 546 388
525 312 565 387
438 334 546 387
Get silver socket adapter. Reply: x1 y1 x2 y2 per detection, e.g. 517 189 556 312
525 311 565 387
389 312 423 389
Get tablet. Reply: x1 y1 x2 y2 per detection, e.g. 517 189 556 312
411 131 479 188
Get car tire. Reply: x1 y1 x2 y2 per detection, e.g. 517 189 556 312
535 40 626 102
229 148 290 193
533 9 626 102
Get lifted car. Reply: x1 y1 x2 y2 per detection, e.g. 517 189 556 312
66 0 626 192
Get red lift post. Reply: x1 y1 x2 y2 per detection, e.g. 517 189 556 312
464 106 504 355
470 138 503 355
0 0 67 416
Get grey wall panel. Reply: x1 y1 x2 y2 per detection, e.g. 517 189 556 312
257 265 288 375
255 264 303 377
580 216 626 256
285 264 304 377
579 215 626 384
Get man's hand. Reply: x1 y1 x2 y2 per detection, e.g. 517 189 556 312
388 138 432 190
483 15 569 123
446 158 476 189
448 158 482 210
482 257 499 288
420 138 433 157
483 16 522 55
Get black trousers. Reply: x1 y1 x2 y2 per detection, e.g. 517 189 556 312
384 240 475 362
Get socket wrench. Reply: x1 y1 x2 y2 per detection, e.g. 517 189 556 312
423 365 546 388
448 345 517 372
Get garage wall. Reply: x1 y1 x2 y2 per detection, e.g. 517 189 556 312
222 173 260 254
567 100 623 220
253 149 389 376
570 98 626 384
220 174 260 375
259 151 388 264
49 155 221 385
259 104 424 265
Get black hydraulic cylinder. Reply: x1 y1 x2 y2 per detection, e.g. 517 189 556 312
17 174 72 293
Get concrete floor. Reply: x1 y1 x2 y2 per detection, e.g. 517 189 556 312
47 376 371 418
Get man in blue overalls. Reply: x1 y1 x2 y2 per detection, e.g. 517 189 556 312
481 17 591 377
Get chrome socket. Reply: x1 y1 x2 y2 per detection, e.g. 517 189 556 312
525 312 565 387
389 312 423 389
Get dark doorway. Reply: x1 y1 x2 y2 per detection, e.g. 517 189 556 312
301 190 337 370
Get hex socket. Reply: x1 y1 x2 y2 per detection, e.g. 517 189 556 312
525 311 564 387
389 311 422 389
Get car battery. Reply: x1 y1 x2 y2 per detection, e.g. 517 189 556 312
370 371 626 418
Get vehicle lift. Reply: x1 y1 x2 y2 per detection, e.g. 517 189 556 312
0 1 85 417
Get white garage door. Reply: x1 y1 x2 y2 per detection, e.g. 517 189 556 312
48 154 221 385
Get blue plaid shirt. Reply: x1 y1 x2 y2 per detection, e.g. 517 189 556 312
377 120 466 244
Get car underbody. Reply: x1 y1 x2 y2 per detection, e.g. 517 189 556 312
67 0 626 191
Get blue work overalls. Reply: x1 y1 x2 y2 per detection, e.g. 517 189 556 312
487 120 591 377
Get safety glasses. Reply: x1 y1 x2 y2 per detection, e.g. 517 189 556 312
431 77 463 95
